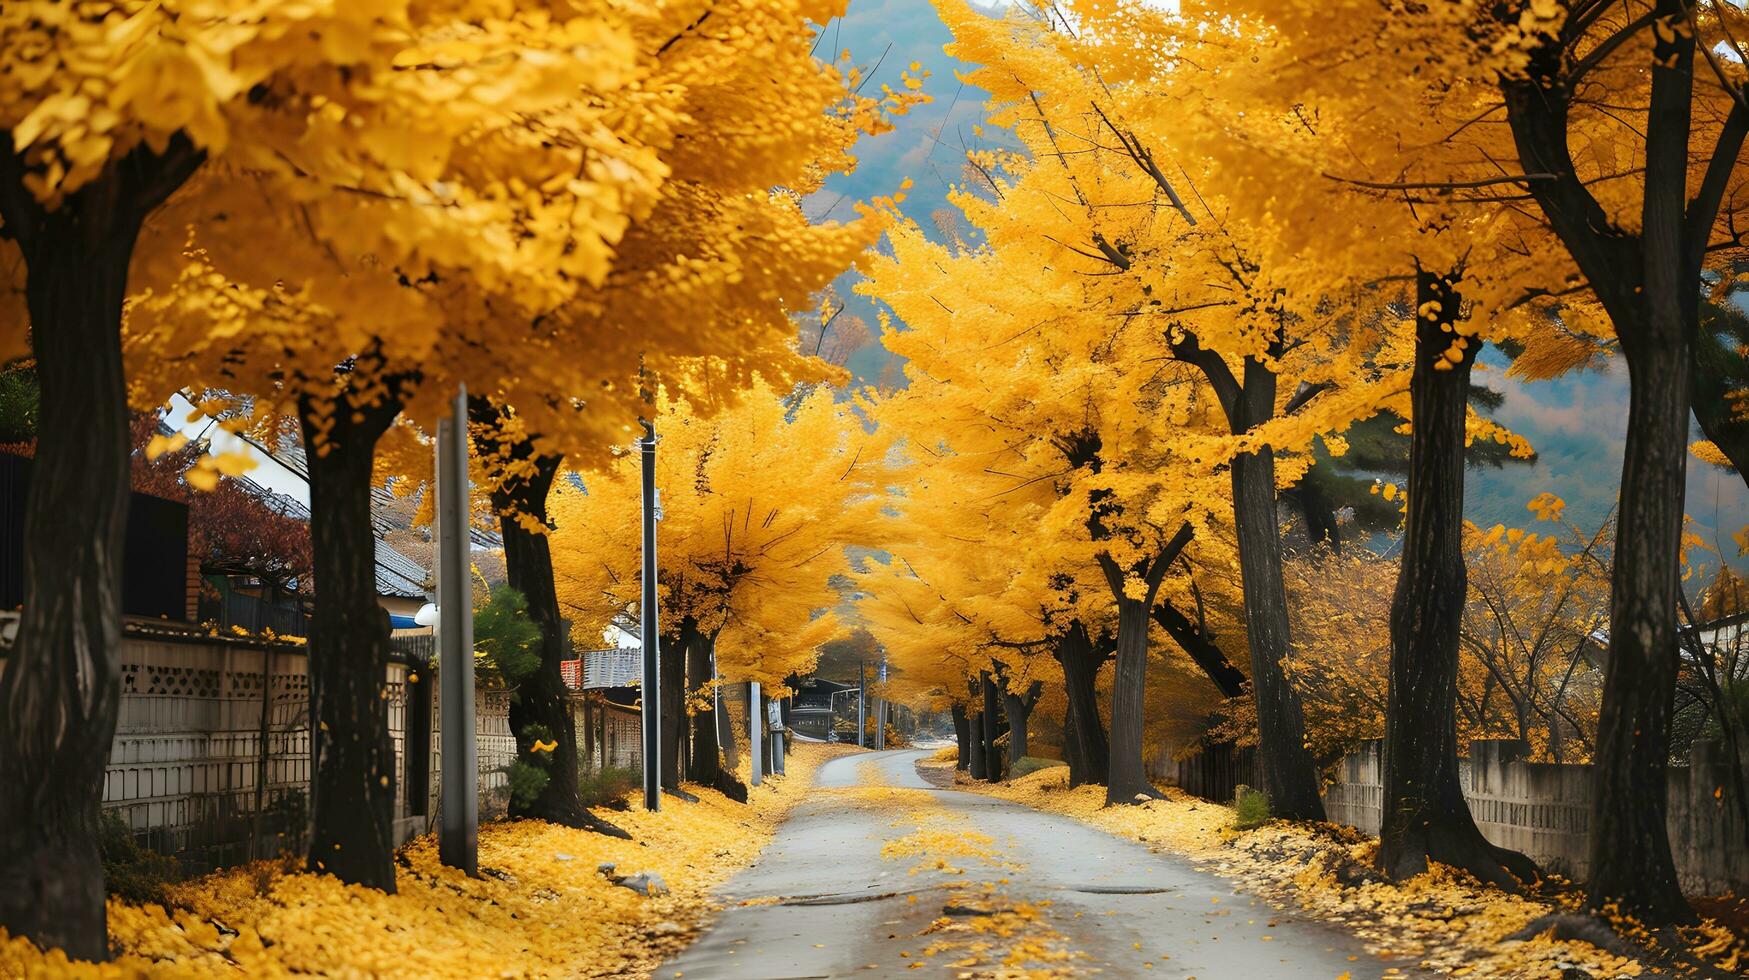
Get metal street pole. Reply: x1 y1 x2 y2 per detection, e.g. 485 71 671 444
857 660 866 748
639 419 661 811
437 385 478 874
773 693 787 777
772 695 786 775
875 655 887 750
748 681 763 788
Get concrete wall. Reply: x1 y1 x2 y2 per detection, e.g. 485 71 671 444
32 628 610 871
1320 738 1749 896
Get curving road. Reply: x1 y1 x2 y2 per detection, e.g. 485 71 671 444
661 749 1416 979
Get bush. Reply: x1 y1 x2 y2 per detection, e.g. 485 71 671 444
577 766 640 810
1009 756 1066 778
99 811 182 905
1233 785 1271 830
929 745 957 763
474 585 542 684
506 760 551 810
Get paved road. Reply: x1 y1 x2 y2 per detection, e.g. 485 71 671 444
662 749 1412 979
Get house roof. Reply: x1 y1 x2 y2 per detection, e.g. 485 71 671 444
230 472 430 600
271 439 502 550
575 648 641 689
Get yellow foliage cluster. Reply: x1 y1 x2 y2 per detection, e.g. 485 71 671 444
3 0 926 468
0 743 859 978
550 381 888 689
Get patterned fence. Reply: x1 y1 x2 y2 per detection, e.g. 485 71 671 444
1172 737 1749 895
4 625 634 873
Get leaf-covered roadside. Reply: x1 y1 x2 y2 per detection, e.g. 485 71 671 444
0 743 861 978
919 754 1748 979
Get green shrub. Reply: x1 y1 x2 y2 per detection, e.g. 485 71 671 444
1009 756 1066 778
577 766 640 810
506 722 560 810
474 585 542 684
1233 785 1270 830
99 811 181 905
506 760 551 810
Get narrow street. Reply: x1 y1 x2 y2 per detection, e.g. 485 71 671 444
663 750 1407 978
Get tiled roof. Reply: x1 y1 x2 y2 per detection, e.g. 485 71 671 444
579 648 641 689
230 473 430 600
273 438 501 549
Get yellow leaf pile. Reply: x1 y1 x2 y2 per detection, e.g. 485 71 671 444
938 760 1745 979
0 743 859 978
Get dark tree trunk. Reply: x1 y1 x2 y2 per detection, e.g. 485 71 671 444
980 671 1003 781
685 632 746 802
1172 335 1323 820
1098 524 1191 806
660 619 691 792
1104 597 1160 804
480 435 629 838
966 676 989 781
1002 682 1042 777
0 135 203 960
1055 622 1110 787
1497 6 1734 921
1230 398 1326 821
686 631 718 784
1581 5 1700 920
1377 271 1537 889
1151 600 1248 698
1060 701 1084 782
1583 255 1695 919
299 382 405 892
952 703 971 771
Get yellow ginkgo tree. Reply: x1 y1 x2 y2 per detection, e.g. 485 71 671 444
0 0 666 952
551 382 887 798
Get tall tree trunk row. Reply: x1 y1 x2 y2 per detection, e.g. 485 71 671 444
479 430 629 838
952 702 971 771
980 670 1003 781
1002 681 1042 778
685 631 747 802
1229 372 1326 821
1377 269 1536 889
1056 622 1110 787
0 134 204 959
300 384 405 893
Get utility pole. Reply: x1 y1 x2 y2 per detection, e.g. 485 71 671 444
748 681 762 788
639 419 661 811
874 655 887 750
437 385 478 874
770 694 786 775
857 660 866 748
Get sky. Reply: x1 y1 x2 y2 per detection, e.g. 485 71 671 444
812 0 1749 574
